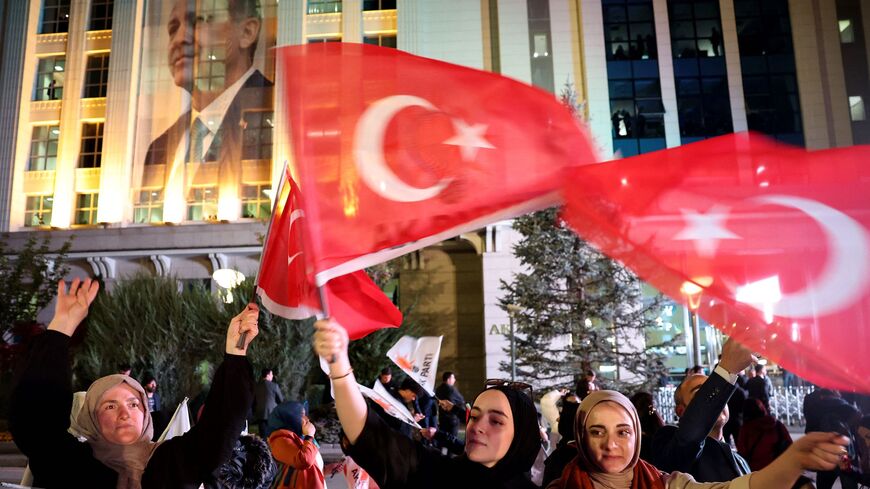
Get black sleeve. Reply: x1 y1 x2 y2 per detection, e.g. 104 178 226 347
341 406 446 489
143 353 254 485
9 330 117 488
651 373 735 473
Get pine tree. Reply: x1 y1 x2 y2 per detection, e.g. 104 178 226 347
498 82 672 395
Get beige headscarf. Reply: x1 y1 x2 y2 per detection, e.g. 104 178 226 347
73 374 160 489
574 390 643 489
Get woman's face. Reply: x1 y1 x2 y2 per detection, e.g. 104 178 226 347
97 383 146 445
465 389 514 467
583 401 636 474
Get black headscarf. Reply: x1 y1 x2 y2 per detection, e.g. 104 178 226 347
461 386 541 484
557 396 580 442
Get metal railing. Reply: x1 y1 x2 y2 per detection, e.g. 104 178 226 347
653 385 814 427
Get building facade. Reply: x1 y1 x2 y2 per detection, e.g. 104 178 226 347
0 0 867 391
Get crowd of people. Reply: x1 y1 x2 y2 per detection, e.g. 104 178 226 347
8 281 869 489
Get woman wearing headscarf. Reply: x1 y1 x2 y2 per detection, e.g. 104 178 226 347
736 398 792 471
266 401 327 489
549 390 850 489
542 393 581 488
313 319 541 489
10 278 259 489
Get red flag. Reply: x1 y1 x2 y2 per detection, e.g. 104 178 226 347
277 43 598 284
561 133 870 392
256 166 401 339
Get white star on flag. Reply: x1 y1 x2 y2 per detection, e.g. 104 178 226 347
442 118 495 162
672 206 741 257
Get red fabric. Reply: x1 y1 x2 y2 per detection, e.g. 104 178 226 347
256 167 401 339
277 43 598 284
268 429 326 489
561 133 870 392
737 417 792 471
555 457 666 489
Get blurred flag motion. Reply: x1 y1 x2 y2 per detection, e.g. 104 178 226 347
561 133 870 392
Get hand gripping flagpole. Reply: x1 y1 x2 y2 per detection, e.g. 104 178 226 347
236 160 292 350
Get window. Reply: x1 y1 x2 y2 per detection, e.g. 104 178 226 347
192 1 230 93
34 56 65 101
604 0 666 157
840 20 855 44
133 189 163 224
307 0 341 14
83 54 110 98
735 0 803 145
28 126 60 171
74 193 99 225
668 0 732 142
187 187 218 221
24 195 54 227
241 184 272 219
79 122 104 168
850 96 866 121
363 34 397 48
40 0 71 34
242 111 273 160
363 0 396 10
89 0 113 30
307 36 342 43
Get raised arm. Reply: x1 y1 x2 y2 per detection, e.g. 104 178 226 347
312 319 367 444
748 432 848 489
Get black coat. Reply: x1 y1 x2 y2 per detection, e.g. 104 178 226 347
651 373 750 482
10 330 254 489
343 407 537 489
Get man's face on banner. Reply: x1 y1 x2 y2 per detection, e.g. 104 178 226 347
166 0 259 94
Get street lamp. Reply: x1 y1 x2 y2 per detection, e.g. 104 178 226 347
680 277 711 369
506 304 521 381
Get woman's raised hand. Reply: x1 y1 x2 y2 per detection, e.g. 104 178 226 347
312 319 351 375
226 303 259 355
47 278 100 337
784 432 850 471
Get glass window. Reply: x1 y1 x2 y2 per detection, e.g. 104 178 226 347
363 0 396 11
79 122 104 168
34 56 65 101
242 111 273 160
24 195 54 227
40 0 71 34
241 184 272 219
840 20 855 44
28 125 60 171
363 34 398 48
134 189 163 224
307 0 341 14
735 0 803 145
89 0 113 30
187 187 218 221
74 193 99 225
850 96 866 121
307 36 342 43
83 54 110 98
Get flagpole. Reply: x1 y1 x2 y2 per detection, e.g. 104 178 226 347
236 160 291 350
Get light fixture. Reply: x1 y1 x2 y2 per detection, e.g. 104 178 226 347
213 269 245 289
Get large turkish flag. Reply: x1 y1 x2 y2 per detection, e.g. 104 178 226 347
562 133 870 392
277 43 598 284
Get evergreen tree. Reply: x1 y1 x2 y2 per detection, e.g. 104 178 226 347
499 82 672 395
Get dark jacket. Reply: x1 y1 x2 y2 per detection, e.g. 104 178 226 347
10 330 254 489
434 383 466 434
342 407 537 489
746 376 772 407
651 372 750 482
252 379 284 422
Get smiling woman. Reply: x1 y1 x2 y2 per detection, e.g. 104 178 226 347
313 318 542 489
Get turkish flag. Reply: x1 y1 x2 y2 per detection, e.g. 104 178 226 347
256 165 402 339
277 43 598 284
561 133 870 392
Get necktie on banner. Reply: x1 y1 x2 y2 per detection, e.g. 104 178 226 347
560 132 870 393
359 382 421 429
277 43 599 285
386 335 443 397
255 164 402 339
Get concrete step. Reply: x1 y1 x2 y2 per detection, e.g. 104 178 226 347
0 444 20 456
0 455 26 469
0 467 25 485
